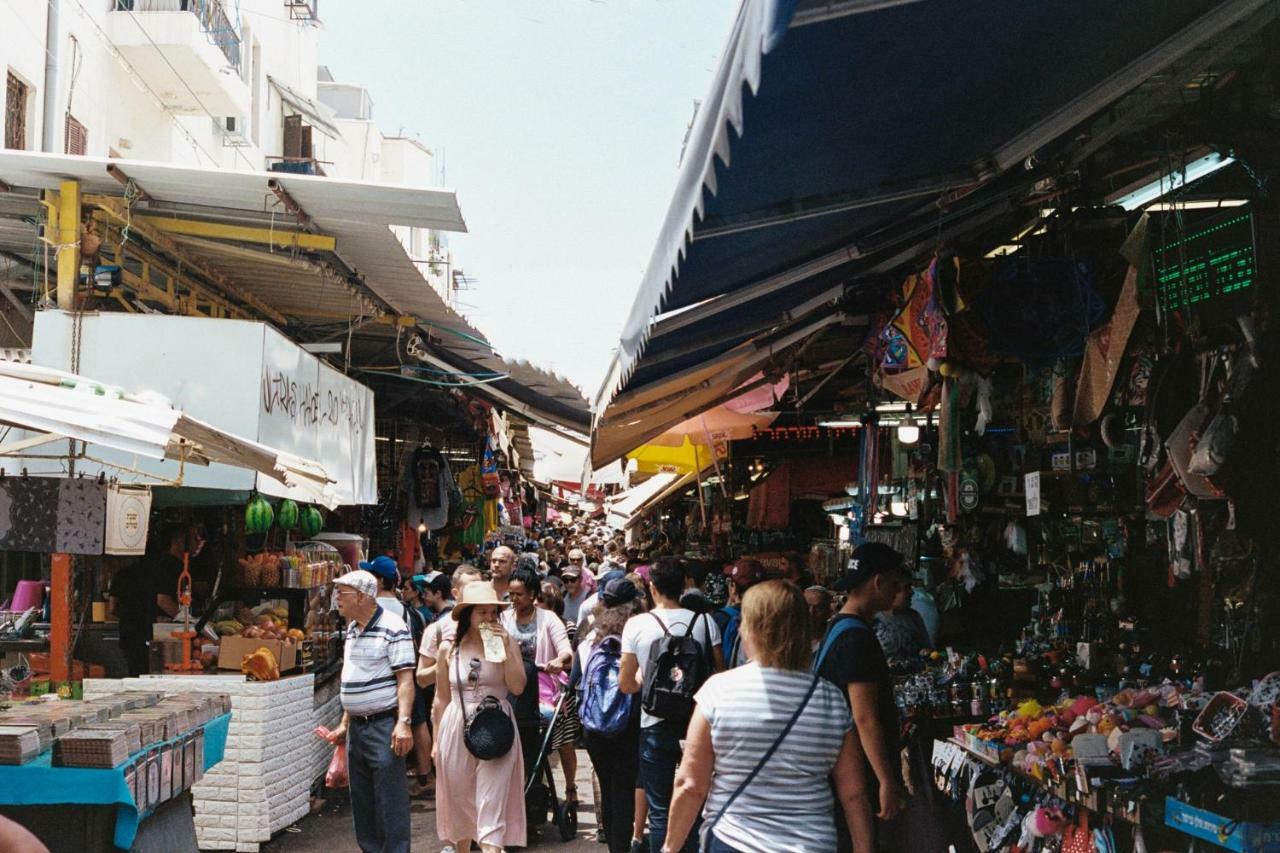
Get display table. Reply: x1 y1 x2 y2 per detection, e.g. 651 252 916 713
0 713 228 850
85 673 342 851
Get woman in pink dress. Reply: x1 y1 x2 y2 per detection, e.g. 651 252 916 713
433 582 528 852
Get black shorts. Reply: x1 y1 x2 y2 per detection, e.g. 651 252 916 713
412 683 430 726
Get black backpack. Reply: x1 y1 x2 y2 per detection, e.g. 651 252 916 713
641 612 712 726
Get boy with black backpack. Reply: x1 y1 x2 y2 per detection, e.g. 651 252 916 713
619 558 724 853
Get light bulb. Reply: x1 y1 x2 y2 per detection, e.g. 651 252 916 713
897 415 920 445
417 521 427 534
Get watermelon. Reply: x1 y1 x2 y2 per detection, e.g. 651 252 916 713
245 495 274 535
299 506 324 538
277 499 300 531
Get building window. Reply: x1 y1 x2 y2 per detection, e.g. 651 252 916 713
65 115 88 155
5 72 29 151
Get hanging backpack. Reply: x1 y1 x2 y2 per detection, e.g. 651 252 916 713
641 613 711 725
578 636 632 737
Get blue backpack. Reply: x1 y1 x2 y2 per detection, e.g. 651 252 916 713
716 606 743 667
578 636 632 737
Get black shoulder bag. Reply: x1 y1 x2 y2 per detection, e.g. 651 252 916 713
453 651 515 761
698 673 821 851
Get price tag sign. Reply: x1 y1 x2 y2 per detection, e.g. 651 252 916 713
1025 472 1041 517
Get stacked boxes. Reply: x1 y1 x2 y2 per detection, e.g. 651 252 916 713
83 673 341 853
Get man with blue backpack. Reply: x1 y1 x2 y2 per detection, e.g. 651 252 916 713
815 542 912 853
711 558 765 669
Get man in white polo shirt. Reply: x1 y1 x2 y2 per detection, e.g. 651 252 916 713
326 569 415 853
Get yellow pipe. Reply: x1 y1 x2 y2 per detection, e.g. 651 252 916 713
56 180 80 311
136 216 336 251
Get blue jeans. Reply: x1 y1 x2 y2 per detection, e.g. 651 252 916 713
706 834 746 853
638 721 699 853
346 713 410 853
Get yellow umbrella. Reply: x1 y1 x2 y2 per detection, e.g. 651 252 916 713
626 437 712 526
626 436 709 475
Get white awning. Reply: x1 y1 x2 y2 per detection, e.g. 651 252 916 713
0 362 337 507
605 473 679 526
527 425 626 488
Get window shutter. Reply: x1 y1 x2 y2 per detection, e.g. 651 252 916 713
64 115 87 156
5 73 28 151
283 114 302 159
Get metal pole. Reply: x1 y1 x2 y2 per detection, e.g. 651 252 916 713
41 0 60 152
50 552 73 684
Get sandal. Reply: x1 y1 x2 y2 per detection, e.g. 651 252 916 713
565 784 579 806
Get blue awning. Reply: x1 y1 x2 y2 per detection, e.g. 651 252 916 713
599 0 1273 419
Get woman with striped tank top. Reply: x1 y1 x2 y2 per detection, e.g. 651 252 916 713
660 580 875 853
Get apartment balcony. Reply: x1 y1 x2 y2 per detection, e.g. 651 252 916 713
107 0 250 117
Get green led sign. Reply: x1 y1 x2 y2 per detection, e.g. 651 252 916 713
1152 211 1255 313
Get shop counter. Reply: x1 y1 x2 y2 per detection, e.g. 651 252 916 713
84 672 342 852
0 712 228 851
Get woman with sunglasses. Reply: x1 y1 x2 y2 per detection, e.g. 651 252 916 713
433 582 528 853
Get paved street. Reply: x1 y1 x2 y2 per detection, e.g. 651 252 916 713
263 750 607 853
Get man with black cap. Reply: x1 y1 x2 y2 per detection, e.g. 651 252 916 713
816 542 911 852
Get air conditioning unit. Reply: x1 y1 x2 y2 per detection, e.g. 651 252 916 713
219 115 250 146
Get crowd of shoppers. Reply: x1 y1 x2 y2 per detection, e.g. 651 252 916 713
330 522 921 853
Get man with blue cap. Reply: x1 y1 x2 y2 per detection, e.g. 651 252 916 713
360 555 433 795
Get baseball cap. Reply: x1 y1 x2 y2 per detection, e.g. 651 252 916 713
723 558 765 588
831 542 907 591
601 578 639 607
561 565 583 580
334 569 378 599
359 555 400 583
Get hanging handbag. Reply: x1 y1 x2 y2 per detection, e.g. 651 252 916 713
698 674 821 852
1166 353 1226 500
454 652 515 761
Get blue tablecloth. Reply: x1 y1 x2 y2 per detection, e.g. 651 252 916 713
0 712 230 849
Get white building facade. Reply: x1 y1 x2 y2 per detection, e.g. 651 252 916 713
1 0 461 329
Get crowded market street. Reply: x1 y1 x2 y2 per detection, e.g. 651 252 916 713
3 2 1280 853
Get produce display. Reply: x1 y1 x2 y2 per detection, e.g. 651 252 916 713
234 551 338 589
212 603 303 643
298 505 324 538
276 499 299 531
244 495 274 535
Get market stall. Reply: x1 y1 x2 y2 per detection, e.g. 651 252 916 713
588 2 1280 850
0 689 229 852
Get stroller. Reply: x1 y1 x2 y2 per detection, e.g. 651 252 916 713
517 662 578 843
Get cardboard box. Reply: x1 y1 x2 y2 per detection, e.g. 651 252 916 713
216 636 300 674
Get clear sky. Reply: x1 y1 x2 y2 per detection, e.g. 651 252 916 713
320 1 739 401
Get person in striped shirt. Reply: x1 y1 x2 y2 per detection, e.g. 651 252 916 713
661 580 874 853
324 569 416 853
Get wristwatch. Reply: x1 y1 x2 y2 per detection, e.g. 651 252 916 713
399 716 412 725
